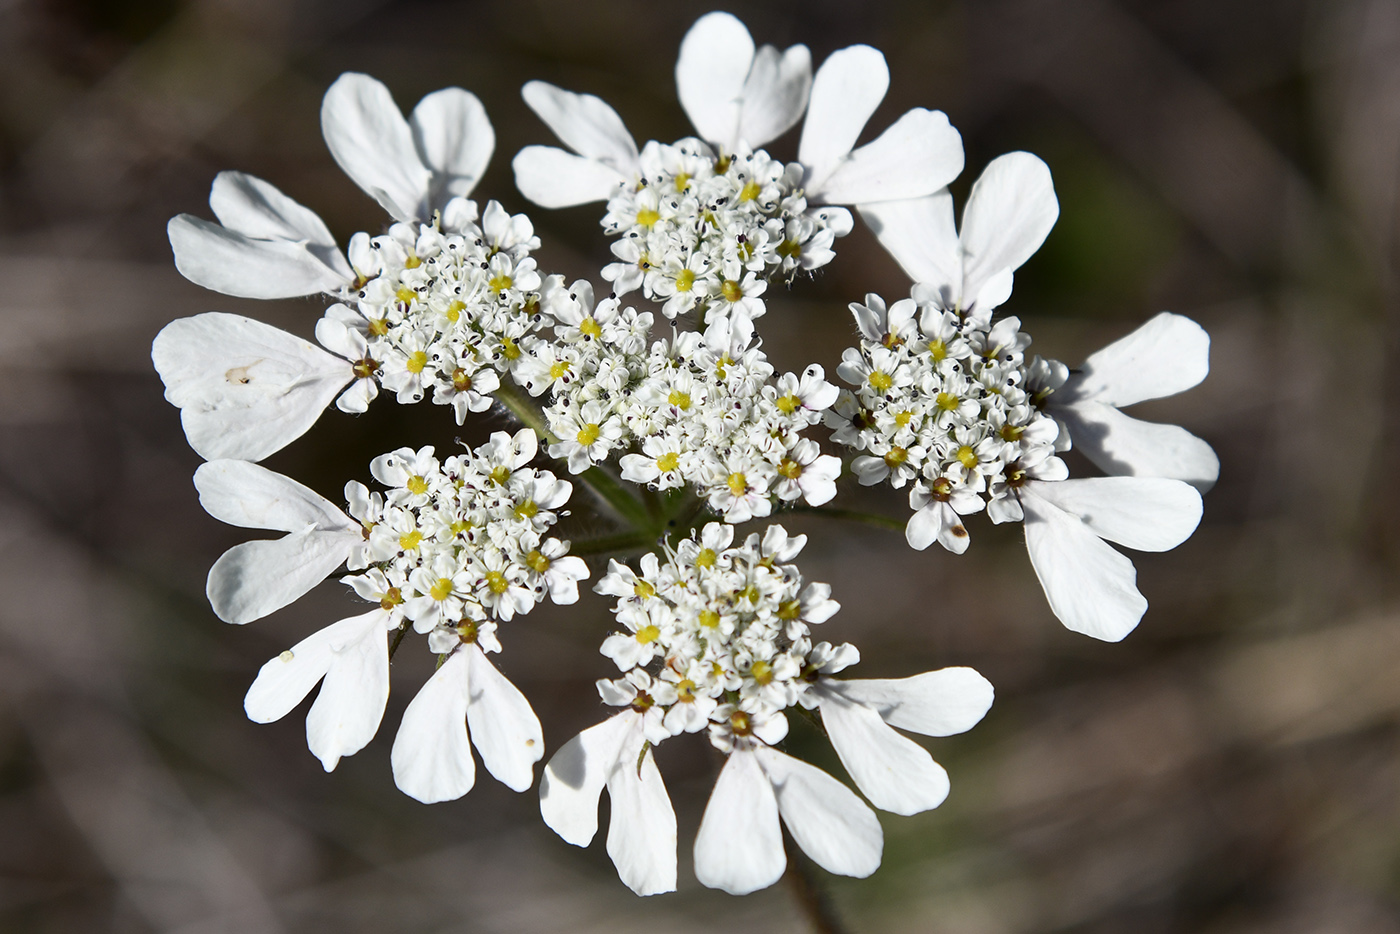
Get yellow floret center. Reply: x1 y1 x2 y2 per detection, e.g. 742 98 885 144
868 371 893 392
656 451 680 472
430 578 454 601
636 208 660 228
513 500 539 520
726 472 747 496
956 445 979 469
928 338 947 361
489 465 511 486
739 180 762 202
406 475 428 496
579 317 602 339
776 393 800 414
884 446 909 468
636 624 660 644
396 286 416 304
399 529 423 551
668 390 692 410
485 571 509 595
488 273 513 293
576 423 601 446
936 392 959 411
721 279 744 303
695 548 716 568
549 360 572 380
675 268 695 292
526 549 551 573
751 660 774 685
699 609 720 628
445 299 465 323
405 351 428 374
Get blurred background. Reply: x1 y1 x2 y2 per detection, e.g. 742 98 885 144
1 0 1397 930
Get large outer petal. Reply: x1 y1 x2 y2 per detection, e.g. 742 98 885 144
737 44 812 149
539 712 634 846
321 73 432 222
1029 477 1203 552
1063 312 1211 406
244 608 387 734
512 145 627 208
757 747 882 877
958 152 1059 308
817 692 950 816
194 459 356 533
521 82 638 175
693 749 785 895
827 668 995 736
464 646 543 792
1057 400 1220 490
209 172 344 260
411 87 494 208
304 609 391 771
605 733 677 896
168 215 350 299
675 12 754 149
799 45 888 190
859 191 962 298
152 313 352 462
816 109 963 205
1022 489 1147 642
206 528 357 625
391 647 475 803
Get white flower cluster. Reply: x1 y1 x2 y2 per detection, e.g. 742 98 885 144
317 202 546 422
593 523 843 738
194 429 586 803
519 280 842 520
830 291 1066 553
540 522 994 896
599 140 852 338
344 428 587 641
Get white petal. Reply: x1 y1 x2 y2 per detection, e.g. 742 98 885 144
826 668 994 736
521 81 638 175
540 712 633 846
693 749 785 895
1057 400 1219 490
206 528 357 625
737 44 812 148
1022 490 1147 642
1066 312 1211 407
168 215 349 299
411 87 494 207
321 73 432 222
194 459 356 533
152 313 353 462
465 646 543 792
512 145 627 208
244 608 386 724
816 109 963 205
305 610 391 771
799 45 889 189
958 152 1058 309
605 738 677 896
391 647 475 803
675 12 754 150
859 191 961 297
818 692 948 816
209 172 344 258
755 746 882 877
1028 477 1203 552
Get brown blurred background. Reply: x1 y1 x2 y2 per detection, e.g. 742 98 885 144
1 0 1397 931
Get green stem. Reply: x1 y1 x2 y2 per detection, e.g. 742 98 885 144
567 530 657 556
493 380 652 530
783 832 850 934
787 504 907 533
